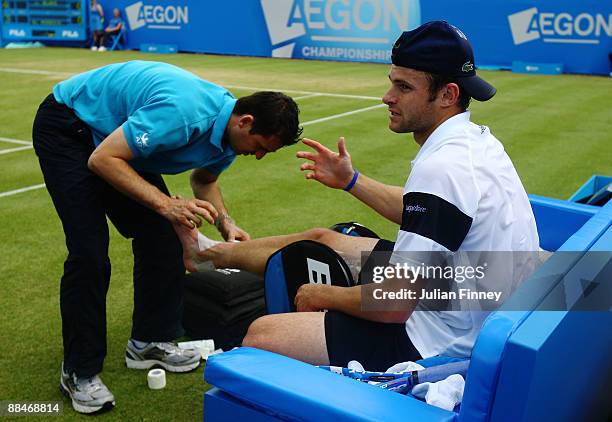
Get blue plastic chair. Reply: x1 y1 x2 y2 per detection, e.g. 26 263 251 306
109 26 127 51
204 192 612 422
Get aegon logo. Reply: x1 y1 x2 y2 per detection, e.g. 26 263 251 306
260 0 412 58
508 8 612 45
61 30 80 38
125 1 188 31
8 29 26 37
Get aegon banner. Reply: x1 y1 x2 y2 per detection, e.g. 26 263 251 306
103 0 612 75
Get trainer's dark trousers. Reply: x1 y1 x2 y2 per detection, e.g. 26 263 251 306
32 94 185 378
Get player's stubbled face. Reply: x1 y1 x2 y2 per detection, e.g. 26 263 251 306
382 65 438 135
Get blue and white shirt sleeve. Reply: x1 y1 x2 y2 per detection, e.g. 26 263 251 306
391 149 480 265
122 99 206 159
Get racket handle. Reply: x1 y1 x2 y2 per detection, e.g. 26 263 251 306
416 360 470 385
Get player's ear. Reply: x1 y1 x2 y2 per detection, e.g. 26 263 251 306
238 114 254 128
440 83 460 108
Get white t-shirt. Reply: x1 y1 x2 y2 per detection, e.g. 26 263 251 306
391 111 539 358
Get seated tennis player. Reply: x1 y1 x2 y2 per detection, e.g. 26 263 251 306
177 22 539 370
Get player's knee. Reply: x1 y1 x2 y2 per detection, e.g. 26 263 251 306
302 227 334 243
242 316 272 349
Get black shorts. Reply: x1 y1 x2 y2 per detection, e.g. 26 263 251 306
358 238 395 284
324 310 422 371
325 239 422 371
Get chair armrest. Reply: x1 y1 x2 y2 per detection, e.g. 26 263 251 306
205 347 457 422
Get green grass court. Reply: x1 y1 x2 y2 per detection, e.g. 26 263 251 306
0 48 610 420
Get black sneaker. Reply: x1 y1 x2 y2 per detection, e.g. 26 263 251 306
60 363 115 414
125 340 200 372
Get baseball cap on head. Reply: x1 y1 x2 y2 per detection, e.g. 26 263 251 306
391 21 496 101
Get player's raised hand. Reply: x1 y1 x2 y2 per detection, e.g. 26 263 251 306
296 137 355 189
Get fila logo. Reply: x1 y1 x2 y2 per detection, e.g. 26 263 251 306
405 204 427 213
125 1 188 31
135 133 149 149
306 258 331 285
508 8 612 45
61 30 80 38
8 29 26 37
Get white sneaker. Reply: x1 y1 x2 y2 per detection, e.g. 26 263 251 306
125 340 201 372
60 363 115 414
98 46 107 52
90 46 98 51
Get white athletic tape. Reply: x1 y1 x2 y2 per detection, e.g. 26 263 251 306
202 348 224 360
177 340 215 360
147 369 166 390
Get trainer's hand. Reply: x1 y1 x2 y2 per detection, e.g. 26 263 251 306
160 196 218 229
218 218 251 242
296 137 355 189
295 283 329 312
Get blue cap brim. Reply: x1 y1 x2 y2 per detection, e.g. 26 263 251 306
458 74 496 101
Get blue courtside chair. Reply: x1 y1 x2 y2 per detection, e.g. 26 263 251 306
204 180 612 422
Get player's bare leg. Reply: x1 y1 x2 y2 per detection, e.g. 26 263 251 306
198 228 379 276
242 312 329 365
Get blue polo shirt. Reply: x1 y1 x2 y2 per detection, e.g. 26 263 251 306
107 17 123 30
53 60 237 175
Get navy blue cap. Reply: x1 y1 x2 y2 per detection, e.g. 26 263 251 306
392 21 496 101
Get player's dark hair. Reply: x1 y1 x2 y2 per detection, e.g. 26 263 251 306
234 91 303 146
425 73 471 111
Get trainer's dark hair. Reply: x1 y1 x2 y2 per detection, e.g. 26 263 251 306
425 73 471 111
234 91 303 146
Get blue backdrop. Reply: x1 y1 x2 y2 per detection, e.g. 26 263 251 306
98 0 612 75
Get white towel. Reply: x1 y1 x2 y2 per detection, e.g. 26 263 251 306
385 361 425 373
411 374 465 411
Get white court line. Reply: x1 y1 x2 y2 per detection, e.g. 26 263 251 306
0 183 46 198
293 93 323 101
0 67 73 78
226 84 380 101
0 136 32 145
0 145 33 155
302 103 386 126
0 67 382 101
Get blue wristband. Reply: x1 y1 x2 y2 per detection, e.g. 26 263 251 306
343 169 359 192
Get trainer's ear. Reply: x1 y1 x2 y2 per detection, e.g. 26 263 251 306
238 114 254 129
440 83 460 108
